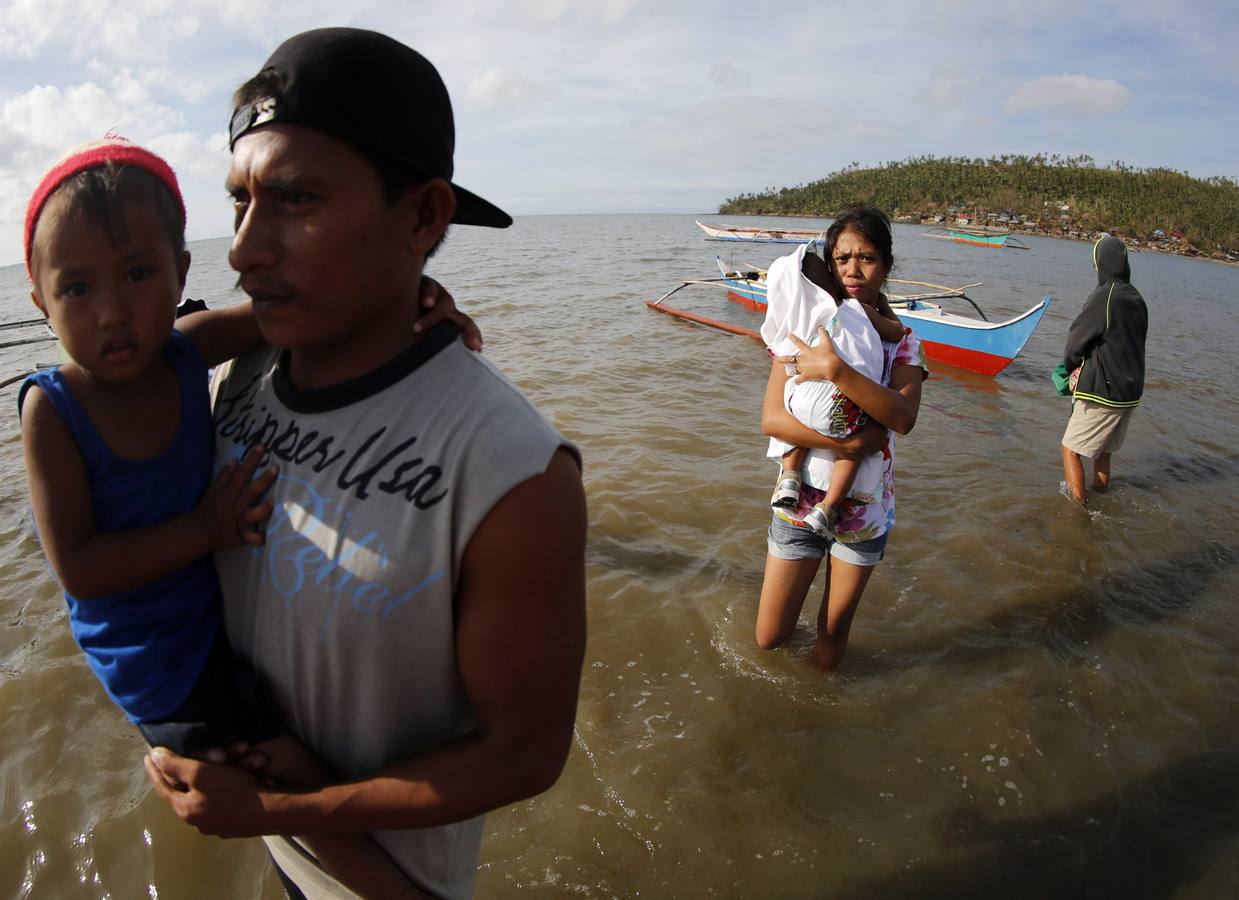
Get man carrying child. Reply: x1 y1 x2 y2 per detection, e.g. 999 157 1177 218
144 27 587 899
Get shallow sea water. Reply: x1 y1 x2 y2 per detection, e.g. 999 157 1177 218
1 214 1237 898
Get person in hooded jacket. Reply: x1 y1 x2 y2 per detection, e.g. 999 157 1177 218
1060 235 1148 506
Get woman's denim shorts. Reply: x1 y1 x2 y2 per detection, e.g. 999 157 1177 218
767 512 888 567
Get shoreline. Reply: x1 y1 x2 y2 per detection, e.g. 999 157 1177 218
996 225 1239 267
721 211 1239 268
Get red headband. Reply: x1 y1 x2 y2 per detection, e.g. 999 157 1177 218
24 138 186 281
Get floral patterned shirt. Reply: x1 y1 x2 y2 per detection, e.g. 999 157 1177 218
772 329 927 542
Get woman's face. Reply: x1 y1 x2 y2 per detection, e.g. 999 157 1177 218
830 228 890 306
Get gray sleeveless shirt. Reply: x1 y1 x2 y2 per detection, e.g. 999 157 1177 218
210 324 577 898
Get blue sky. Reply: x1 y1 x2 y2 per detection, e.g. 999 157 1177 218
0 0 1235 266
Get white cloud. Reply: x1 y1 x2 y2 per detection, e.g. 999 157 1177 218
146 131 229 179
463 68 556 110
708 63 745 89
516 0 653 28
0 0 1234 264
1003 74 1133 117
0 0 58 58
920 0 1081 32
1 78 185 154
0 0 200 63
4 83 118 151
924 74 973 108
632 96 863 163
85 61 219 106
0 76 227 264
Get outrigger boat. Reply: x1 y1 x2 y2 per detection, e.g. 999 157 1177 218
696 220 826 245
646 260 1051 376
922 224 1029 250
0 317 60 390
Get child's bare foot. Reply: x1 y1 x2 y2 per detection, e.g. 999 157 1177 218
771 470 801 509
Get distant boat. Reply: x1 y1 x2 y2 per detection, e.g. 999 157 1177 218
646 260 1050 376
696 220 826 245
923 224 1030 250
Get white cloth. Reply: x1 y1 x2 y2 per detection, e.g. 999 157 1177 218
761 242 885 493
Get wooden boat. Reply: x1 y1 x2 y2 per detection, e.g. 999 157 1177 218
646 260 1051 376
922 224 1029 250
696 220 826 245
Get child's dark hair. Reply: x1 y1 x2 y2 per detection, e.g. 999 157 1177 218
825 206 895 273
30 164 186 275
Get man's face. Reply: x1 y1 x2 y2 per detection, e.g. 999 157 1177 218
226 123 415 383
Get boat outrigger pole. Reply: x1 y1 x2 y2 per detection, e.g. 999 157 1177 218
645 279 763 341
887 278 989 321
0 318 50 332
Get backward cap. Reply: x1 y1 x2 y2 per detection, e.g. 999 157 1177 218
230 27 511 228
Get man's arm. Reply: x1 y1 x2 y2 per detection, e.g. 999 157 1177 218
179 279 482 368
760 361 887 454
1063 291 1107 371
146 447 587 836
21 388 275 598
176 302 264 368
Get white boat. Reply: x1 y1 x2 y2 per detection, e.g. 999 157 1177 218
696 221 826 245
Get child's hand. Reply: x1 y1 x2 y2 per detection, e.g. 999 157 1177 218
413 276 483 351
195 445 278 550
190 742 277 786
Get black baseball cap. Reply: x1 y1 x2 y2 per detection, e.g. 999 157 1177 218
229 27 511 228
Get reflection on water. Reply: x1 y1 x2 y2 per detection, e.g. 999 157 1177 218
1 216 1238 897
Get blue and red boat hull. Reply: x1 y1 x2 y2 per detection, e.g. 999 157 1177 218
720 278 1050 376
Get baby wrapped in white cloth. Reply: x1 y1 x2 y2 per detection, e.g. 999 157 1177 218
761 242 883 446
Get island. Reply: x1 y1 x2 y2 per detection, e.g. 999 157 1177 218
719 155 1239 264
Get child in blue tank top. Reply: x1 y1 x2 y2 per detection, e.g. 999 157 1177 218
19 137 424 899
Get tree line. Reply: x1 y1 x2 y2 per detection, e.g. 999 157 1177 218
719 155 1239 256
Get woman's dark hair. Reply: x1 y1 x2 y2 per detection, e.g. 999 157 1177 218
30 165 185 275
824 205 894 274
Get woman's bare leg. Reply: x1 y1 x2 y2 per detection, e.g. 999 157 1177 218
810 555 876 670
755 554 821 649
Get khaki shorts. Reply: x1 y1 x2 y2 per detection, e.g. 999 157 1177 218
1062 399 1134 458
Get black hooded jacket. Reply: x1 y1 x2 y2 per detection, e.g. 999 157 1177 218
1063 236 1148 407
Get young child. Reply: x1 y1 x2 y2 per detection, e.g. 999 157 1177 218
19 138 421 899
762 239 905 537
